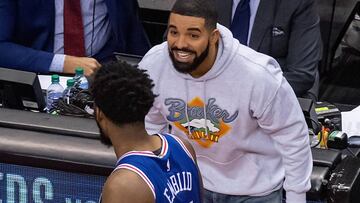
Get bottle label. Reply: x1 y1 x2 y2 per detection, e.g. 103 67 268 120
79 83 88 89
22 99 39 109
47 92 62 111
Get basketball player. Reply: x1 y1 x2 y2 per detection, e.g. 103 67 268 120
91 61 203 203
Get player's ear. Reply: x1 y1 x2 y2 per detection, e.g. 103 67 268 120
95 107 104 122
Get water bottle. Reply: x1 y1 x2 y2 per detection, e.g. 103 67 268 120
46 74 64 113
62 79 75 104
74 67 88 89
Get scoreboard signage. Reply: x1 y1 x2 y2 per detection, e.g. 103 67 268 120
0 162 106 203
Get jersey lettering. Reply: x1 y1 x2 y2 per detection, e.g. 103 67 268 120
163 172 192 203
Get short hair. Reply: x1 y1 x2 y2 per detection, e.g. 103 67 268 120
91 61 156 126
171 0 218 30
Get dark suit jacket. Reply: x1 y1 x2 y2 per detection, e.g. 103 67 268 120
216 0 322 97
0 0 150 73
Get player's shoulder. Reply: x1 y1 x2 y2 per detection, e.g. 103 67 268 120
102 169 154 203
104 169 143 194
165 134 197 162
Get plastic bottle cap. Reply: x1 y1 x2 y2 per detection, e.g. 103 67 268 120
67 79 75 87
75 67 84 75
51 74 60 83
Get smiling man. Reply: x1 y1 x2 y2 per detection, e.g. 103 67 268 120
138 0 312 202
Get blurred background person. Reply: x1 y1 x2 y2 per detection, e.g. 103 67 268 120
0 0 150 76
320 13 360 105
216 0 322 100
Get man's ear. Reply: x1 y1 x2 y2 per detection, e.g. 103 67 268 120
95 107 104 122
210 29 220 45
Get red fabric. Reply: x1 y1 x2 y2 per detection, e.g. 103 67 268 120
63 0 85 56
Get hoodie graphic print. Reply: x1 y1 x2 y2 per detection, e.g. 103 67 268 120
165 97 238 148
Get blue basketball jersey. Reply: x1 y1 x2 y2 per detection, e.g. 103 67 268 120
113 133 201 203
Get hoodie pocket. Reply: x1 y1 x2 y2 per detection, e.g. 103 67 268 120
199 153 273 194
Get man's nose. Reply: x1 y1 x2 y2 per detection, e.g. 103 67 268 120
174 35 188 49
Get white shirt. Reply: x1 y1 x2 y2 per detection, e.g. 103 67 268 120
50 0 111 72
232 0 260 44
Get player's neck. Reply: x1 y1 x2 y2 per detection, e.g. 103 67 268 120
110 124 161 159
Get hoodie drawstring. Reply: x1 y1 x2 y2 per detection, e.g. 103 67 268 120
203 81 209 136
185 80 192 136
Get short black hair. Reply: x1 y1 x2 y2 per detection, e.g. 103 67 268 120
171 0 218 30
91 61 156 126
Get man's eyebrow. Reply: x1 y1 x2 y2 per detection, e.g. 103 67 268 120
187 27 201 32
168 24 177 29
168 24 202 32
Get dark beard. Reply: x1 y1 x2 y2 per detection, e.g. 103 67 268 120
95 119 112 147
169 41 210 74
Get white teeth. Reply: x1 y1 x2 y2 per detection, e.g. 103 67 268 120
177 51 191 58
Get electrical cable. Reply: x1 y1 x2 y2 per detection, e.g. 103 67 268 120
52 87 94 118
311 129 323 148
310 117 323 148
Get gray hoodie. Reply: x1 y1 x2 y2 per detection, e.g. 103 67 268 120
139 24 312 203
